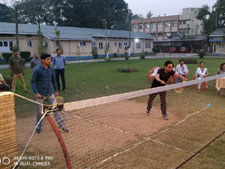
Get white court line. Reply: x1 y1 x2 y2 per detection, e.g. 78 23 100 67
71 114 130 134
92 104 211 168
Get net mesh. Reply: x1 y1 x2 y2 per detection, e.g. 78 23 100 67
2 74 225 169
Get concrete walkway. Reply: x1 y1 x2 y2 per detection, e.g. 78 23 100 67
0 53 224 69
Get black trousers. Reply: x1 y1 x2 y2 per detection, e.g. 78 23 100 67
147 91 166 115
55 68 66 90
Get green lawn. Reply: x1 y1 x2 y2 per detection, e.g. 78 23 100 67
1 58 225 117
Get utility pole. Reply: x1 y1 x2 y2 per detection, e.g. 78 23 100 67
103 19 108 59
15 4 19 50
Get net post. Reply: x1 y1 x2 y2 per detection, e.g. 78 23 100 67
45 115 72 169
0 92 18 169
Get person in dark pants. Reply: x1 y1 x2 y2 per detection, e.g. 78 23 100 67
147 60 187 120
53 49 66 91
30 54 68 133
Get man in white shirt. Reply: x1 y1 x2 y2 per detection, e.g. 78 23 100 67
176 59 189 83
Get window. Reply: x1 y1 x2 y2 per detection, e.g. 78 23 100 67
0 41 2 47
171 21 177 27
124 42 128 47
92 41 96 47
27 40 32 47
158 22 163 29
219 42 224 49
136 42 142 49
118 42 122 49
80 41 86 46
114 41 117 47
9 41 13 51
99 42 103 50
3 41 8 47
145 24 150 29
133 25 138 31
145 42 151 49
106 42 110 49
56 40 60 46
166 33 171 37
164 22 170 28
151 23 156 29
139 24 143 29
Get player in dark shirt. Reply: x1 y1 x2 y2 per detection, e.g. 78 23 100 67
147 60 187 120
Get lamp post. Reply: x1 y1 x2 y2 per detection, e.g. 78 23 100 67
128 13 131 56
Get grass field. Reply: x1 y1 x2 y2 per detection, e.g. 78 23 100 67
1 57 225 168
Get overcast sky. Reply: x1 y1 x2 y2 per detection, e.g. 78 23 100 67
124 0 217 17
1 0 217 17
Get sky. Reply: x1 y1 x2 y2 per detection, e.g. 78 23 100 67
0 0 217 17
124 0 217 17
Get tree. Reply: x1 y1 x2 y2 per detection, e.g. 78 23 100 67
55 28 63 53
59 0 129 29
146 11 153 18
0 3 14 22
16 0 54 25
214 0 225 28
196 5 215 35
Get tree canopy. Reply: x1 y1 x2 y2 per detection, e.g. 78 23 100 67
0 3 14 22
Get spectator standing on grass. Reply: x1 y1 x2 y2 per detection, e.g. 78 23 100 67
146 60 187 120
195 61 209 90
53 49 66 91
9 49 28 93
30 53 68 133
30 53 41 70
175 59 189 83
0 73 10 91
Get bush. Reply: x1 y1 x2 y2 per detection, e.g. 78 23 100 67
113 53 119 58
140 52 146 59
20 51 31 62
183 58 198 64
198 49 207 59
91 48 98 59
124 52 129 60
152 47 160 53
2 53 12 63
118 68 138 73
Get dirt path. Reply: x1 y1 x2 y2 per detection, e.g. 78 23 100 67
16 100 182 169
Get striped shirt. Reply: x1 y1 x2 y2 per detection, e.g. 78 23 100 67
30 64 58 96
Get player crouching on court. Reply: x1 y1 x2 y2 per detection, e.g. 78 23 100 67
30 54 69 133
146 60 187 120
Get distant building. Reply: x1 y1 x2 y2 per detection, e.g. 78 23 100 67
0 22 154 61
132 8 203 41
209 28 225 54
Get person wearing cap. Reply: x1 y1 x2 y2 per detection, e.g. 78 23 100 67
30 53 68 133
9 49 28 93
